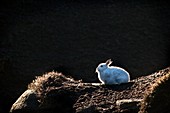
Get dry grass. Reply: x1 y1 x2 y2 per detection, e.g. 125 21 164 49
27 71 77 102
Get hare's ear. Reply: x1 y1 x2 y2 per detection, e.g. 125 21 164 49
106 59 112 66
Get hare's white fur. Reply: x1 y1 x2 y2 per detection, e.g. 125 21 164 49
96 59 130 85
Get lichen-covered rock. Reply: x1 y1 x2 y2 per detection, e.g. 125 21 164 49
139 71 170 113
74 67 170 113
10 67 170 113
10 90 39 112
116 99 142 112
10 72 84 113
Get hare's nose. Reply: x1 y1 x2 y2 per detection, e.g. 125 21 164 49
95 69 97 73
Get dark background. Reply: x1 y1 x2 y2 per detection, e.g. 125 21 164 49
0 0 170 113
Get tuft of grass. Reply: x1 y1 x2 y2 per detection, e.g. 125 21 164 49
27 71 77 102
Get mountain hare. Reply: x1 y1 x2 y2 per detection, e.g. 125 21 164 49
96 59 130 85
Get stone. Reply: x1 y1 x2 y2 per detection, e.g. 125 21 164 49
116 99 142 112
10 90 39 113
10 67 170 113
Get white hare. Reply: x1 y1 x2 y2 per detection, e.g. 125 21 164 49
96 59 130 85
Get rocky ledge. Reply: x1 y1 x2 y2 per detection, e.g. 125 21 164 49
10 67 170 113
